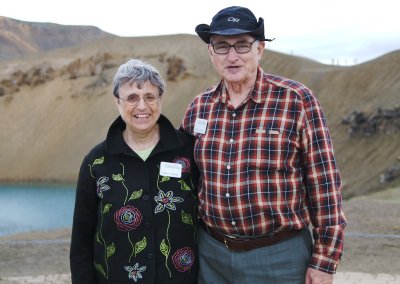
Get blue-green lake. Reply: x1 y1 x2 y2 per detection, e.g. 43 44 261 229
0 183 76 237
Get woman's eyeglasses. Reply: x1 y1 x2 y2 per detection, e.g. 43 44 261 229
117 94 160 106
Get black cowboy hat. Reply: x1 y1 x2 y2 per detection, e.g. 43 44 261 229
195 6 274 44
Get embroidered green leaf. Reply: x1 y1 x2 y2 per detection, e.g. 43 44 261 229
103 204 112 214
128 189 143 201
178 180 191 191
96 232 101 244
93 156 104 166
88 164 95 178
112 173 124 181
107 242 115 258
135 237 147 256
160 239 170 257
94 262 106 277
181 210 193 225
161 176 170 182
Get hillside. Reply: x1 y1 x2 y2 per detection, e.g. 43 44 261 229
0 16 113 61
0 33 399 199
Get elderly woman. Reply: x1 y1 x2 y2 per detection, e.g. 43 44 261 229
70 59 199 284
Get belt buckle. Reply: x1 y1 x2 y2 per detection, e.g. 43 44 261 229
224 238 229 248
223 234 237 249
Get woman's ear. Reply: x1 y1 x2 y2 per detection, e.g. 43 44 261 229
114 96 120 107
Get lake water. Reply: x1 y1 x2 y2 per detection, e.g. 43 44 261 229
0 183 76 237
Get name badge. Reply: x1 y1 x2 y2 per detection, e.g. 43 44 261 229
160 162 182 178
269 130 280 135
194 118 207 134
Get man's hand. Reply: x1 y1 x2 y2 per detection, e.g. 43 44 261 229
305 268 334 284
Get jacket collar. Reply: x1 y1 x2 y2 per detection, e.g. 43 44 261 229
105 114 182 155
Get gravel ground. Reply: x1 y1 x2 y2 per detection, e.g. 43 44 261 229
0 190 399 282
338 193 400 275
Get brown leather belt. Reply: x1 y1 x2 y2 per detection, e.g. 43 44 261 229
201 222 300 252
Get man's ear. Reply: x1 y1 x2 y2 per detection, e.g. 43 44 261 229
258 41 265 57
208 44 214 59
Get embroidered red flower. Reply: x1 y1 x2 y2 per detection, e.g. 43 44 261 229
173 157 191 173
172 247 195 272
114 205 142 231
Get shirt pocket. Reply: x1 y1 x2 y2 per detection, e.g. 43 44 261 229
247 127 299 171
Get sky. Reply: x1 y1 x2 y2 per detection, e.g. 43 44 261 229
2 0 399 65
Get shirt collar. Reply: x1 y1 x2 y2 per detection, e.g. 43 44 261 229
251 66 266 104
215 66 266 105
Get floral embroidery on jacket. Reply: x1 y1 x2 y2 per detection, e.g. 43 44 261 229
89 155 196 282
172 247 195 272
114 205 143 231
154 190 184 214
125 263 147 282
96 176 110 198
154 188 185 277
173 157 191 173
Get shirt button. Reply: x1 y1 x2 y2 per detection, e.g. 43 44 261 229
147 253 154 259
231 221 236 226
225 193 230 198
143 194 149 201
232 113 236 117
229 138 234 143
145 222 151 229
227 165 231 170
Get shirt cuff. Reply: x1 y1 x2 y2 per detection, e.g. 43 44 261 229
309 253 340 274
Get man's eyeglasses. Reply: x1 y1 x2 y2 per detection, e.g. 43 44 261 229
117 94 160 106
210 39 258 55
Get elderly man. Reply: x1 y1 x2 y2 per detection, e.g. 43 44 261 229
181 6 346 284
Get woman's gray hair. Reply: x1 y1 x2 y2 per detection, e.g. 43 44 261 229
112 59 165 97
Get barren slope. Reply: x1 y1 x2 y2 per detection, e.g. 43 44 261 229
0 16 113 61
0 35 399 198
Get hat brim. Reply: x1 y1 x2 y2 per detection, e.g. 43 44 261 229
195 18 273 44
195 24 213 44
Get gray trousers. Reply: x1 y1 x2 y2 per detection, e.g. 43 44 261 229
198 226 312 284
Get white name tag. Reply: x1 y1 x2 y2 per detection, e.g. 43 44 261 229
194 118 207 134
160 162 182 178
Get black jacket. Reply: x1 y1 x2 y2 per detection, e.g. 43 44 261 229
70 115 199 284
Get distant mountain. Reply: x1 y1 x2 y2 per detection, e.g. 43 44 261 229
0 16 114 61
0 19 399 199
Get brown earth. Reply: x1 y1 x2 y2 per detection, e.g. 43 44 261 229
0 33 400 199
0 187 399 280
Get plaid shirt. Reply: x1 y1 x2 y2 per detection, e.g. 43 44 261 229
181 67 346 273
